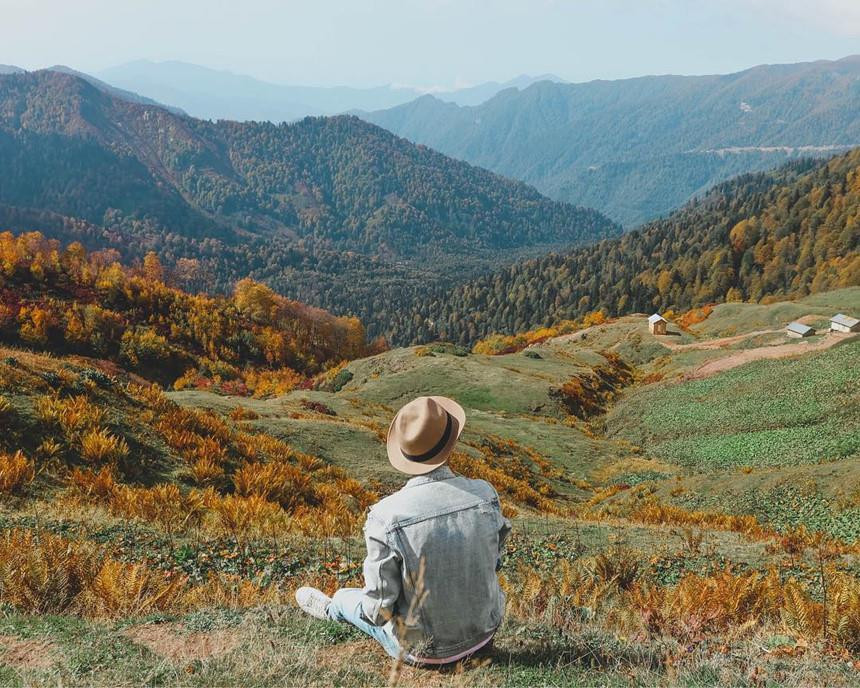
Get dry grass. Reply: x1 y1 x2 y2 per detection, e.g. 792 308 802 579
503 550 860 654
449 436 568 514
0 394 13 420
0 528 287 619
67 462 376 539
0 450 35 493
123 623 240 664
628 498 767 539
189 456 225 485
35 394 105 436
0 528 181 617
0 634 60 670
79 428 129 464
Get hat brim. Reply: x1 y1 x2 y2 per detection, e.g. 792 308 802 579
387 396 466 475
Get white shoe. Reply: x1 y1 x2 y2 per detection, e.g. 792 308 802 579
295 586 332 620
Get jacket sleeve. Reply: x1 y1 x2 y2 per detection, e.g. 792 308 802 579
360 513 402 626
497 514 512 571
491 486 512 571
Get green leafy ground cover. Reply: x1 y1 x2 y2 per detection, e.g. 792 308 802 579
606 339 860 470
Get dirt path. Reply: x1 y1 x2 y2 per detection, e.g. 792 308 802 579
685 332 854 379
0 634 60 670
123 623 239 664
656 328 781 351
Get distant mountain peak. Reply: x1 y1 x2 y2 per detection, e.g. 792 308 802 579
36 64 187 116
94 60 569 121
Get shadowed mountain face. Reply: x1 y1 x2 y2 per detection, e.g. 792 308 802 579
360 56 860 227
0 69 619 341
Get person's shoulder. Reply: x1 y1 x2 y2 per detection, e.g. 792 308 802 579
365 489 404 529
455 474 500 501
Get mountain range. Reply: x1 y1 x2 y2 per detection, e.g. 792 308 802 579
359 56 860 227
0 69 616 341
94 60 564 121
2 61 858 345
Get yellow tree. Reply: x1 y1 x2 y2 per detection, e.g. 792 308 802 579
143 252 164 283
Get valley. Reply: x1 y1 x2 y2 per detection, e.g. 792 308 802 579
411 149 860 344
0 70 618 344
1 35 860 686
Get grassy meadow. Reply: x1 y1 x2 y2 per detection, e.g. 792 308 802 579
1 288 859 685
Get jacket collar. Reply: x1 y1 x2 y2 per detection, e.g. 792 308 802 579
404 465 456 488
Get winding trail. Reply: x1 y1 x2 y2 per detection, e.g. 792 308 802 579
657 329 781 352
674 331 855 379
661 330 858 380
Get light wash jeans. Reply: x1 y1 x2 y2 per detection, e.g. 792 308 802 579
327 587 401 659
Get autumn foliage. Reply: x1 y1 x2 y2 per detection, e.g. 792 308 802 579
0 232 371 389
472 311 606 355
0 528 282 618
504 555 860 653
0 450 35 493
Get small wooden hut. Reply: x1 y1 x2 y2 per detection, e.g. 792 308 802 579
830 313 860 333
648 313 668 335
786 322 814 338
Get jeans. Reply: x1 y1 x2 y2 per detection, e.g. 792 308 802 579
327 587 401 659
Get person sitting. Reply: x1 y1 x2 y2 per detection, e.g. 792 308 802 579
296 395 511 666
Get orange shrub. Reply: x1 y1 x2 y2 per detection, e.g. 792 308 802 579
244 367 302 398
189 456 225 485
581 310 606 327
69 465 117 499
35 394 105 436
202 492 290 541
96 483 207 537
472 319 584 355
677 304 714 329
628 499 767 539
229 405 260 421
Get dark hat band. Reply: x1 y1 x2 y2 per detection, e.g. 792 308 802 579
401 412 453 463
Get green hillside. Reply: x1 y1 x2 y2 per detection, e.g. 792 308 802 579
361 56 860 226
607 339 859 470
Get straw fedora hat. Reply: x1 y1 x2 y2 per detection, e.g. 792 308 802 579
387 396 466 475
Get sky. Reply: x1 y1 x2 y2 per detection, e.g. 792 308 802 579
2 0 859 89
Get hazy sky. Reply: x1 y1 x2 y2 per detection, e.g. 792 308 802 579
2 0 860 89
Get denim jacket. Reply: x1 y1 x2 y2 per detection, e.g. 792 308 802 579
359 465 512 658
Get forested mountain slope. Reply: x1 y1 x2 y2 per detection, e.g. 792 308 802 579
361 56 860 226
403 151 860 344
0 70 618 340
0 70 614 256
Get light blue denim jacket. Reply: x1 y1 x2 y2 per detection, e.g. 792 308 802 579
359 465 512 658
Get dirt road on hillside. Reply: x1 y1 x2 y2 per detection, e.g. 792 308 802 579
683 332 855 379
657 329 781 351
